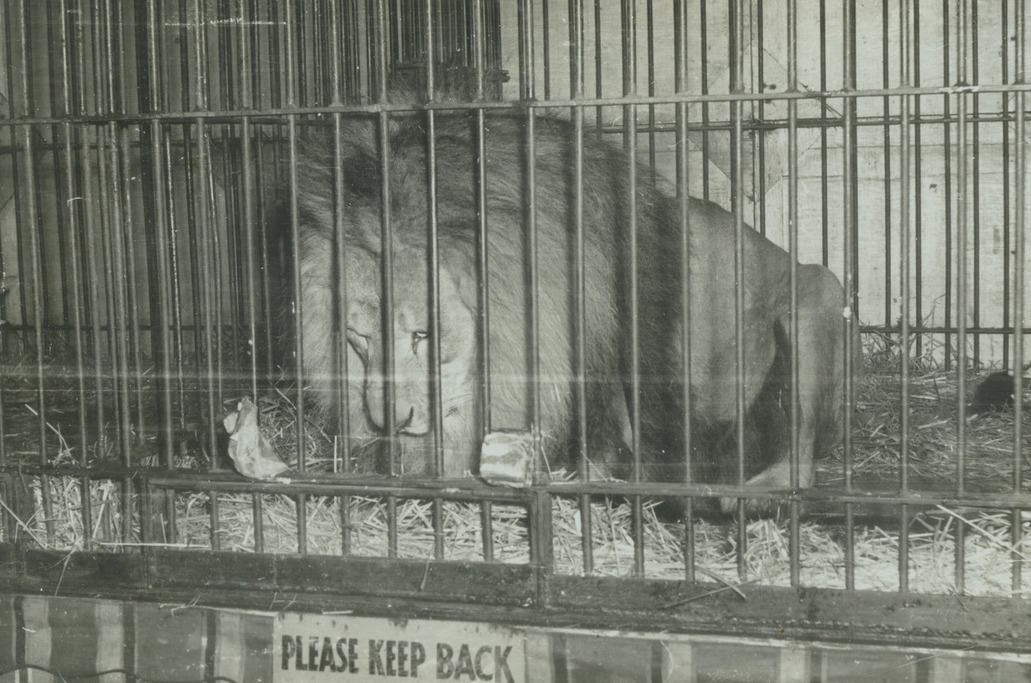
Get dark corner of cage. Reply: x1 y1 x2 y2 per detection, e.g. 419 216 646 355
966 371 1017 417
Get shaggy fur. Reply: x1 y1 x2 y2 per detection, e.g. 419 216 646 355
289 109 856 511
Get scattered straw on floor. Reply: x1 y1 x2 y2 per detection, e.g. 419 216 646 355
3 350 1029 598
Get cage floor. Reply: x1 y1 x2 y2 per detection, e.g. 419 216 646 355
2 356 1029 597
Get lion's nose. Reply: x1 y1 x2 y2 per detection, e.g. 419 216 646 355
395 406 415 433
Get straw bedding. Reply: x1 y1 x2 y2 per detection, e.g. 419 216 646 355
3 338 1029 597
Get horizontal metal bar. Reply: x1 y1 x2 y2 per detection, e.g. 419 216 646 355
3 82 1031 126
541 482 1031 509
8 464 1029 511
144 473 530 502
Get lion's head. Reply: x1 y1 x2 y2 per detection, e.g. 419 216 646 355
342 244 481 475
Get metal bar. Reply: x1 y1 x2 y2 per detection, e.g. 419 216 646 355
569 0 592 576
954 0 972 595
913 0 924 360
541 0 551 99
787 0 802 590
472 0 493 564
424 1 444 478
971 1 982 365
128 472 1031 510
754 0 766 236
16 0 49 497
881 0 893 328
819 0 830 270
897 0 913 594
524 109 543 476
956 0 970 498
7 86 1031 127
645 0 656 179
700 0 710 201
673 0 695 585
238 0 258 404
517 0 535 100
593 0 602 128
942 0 954 368
59 0 93 548
1002 0 1013 366
423 0 444 562
621 0 644 579
144 0 175 471
842 0 858 592
372 0 397 484
731 0 748 578
99 118 134 542
1011 0 1027 595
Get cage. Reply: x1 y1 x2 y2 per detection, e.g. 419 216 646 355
0 0 1029 665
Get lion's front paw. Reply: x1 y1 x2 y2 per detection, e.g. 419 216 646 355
717 458 812 516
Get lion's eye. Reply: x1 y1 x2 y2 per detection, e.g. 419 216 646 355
411 330 429 356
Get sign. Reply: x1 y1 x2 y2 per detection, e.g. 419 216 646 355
274 613 526 682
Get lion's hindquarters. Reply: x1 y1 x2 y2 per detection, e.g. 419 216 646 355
788 264 853 468
734 263 851 504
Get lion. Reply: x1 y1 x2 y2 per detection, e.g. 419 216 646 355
630 196 856 513
291 109 857 513
294 112 636 476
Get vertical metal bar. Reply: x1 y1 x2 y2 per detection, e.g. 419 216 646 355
162 132 187 430
106 123 135 540
541 0 551 99
237 0 265 548
786 0 802 591
424 1 445 480
942 0 954 368
16 0 54 544
524 57 552 596
0 0 13 500
137 0 175 547
971 2 982 364
819 0 830 268
645 0 656 178
842 0 858 592
898 0 913 594
516 0 535 100
472 0 495 564
16 0 48 486
118 128 148 463
621 0 644 579
1010 0 1026 595
46 1 72 354
699 0 711 201
370 0 398 559
423 0 445 562
59 0 94 548
282 1 308 553
730 0 748 577
673 0 695 583
480 503 495 563
526 105 543 464
913 0 924 360
569 0 593 576
881 0 894 328
472 0 491 437
1001 0 1012 366
143 0 174 469
755 0 766 235
954 0 972 595
956 0 970 494
253 495 265 553
329 0 354 477
593 0 602 128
